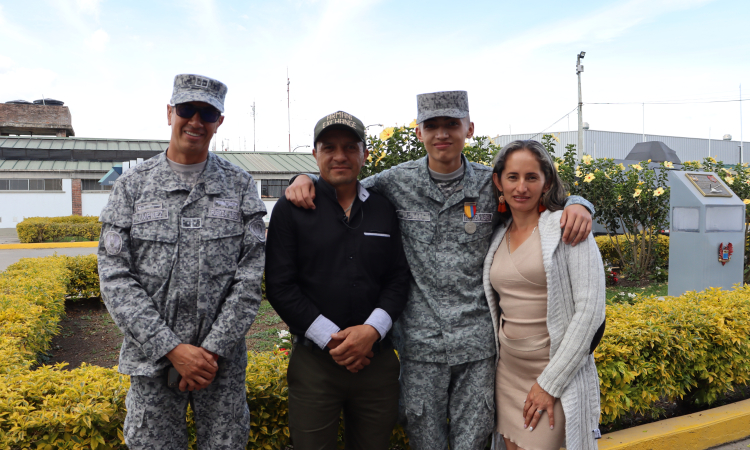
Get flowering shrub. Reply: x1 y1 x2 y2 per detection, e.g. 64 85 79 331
545 136 670 279
682 157 750 283
360 121 499 178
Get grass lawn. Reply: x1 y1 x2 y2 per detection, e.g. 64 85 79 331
245 300 291 352
606 282 668 304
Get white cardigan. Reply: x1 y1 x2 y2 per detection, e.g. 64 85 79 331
483 210 605 450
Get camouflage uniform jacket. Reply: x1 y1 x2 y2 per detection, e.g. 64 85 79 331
360 155 593 366
98 151 266 377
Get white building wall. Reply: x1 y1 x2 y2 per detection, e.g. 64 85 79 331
0 179 73 228
262 199 278 223
82 191 111 218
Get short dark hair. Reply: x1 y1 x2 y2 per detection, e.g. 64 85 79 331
492 140 567 222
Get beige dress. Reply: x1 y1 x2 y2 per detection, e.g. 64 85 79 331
490 229 566 450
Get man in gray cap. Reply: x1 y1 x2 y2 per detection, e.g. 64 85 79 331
284 91 594 450
98 74 266 449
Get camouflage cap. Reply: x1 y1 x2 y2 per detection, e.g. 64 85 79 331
416 90 469 124
313 111 366 145
169 74 228 113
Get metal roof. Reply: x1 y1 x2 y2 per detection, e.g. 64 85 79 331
0 159 116 171
0 151 317 175
493 130 750 164
0 136 167 161
216 152 319 173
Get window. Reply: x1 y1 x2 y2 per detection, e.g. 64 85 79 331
261 179 289 198
0 179 63 191
82 179 112 191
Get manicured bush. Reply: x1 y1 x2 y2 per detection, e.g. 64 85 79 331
596 234 669 269
64 254 100 299
16 216 101 243
596 286 750 424
5 255 750 448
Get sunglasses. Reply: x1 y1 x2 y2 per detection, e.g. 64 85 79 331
174 103 222 123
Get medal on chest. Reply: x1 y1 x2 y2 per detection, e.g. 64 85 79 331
464 202 477 234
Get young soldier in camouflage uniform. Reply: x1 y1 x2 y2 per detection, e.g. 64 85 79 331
285 91 594 450
98 74 266 450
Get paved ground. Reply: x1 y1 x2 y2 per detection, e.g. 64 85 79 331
710 437 750 449
0 228 20 244
0 247 98 272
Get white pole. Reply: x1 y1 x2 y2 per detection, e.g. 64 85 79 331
577 54 584 160
741 84 744 164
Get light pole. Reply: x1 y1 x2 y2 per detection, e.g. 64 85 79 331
292 145 310 152
576 51 586 160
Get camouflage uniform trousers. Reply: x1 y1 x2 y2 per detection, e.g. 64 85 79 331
124 342 250 450
400 356 495 450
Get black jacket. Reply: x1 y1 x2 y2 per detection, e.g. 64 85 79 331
265 179 411 337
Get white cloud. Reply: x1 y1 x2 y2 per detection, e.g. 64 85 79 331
0 54 14 72
0 66 58 102
76 0 102 16
84 28 110 51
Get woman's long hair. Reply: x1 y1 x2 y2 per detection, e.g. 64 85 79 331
492 140 567 224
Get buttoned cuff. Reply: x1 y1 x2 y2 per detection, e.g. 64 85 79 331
140 327 182 362
305 315 340 349
364 308 392 340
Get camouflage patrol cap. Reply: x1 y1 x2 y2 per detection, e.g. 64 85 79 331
313 111 366 145
169 74 228 113
416 90 469 124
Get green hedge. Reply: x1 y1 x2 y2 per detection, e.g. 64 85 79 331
16 216 101 243
3 256 750 448
595 234 670 268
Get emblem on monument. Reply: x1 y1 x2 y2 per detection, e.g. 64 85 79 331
718 243 733 266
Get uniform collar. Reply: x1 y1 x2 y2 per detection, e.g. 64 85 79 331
154 150 226 195
419 154 480 202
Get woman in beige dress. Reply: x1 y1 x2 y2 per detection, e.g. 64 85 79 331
482 140 605 450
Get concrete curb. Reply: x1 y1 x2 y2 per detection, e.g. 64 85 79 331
599 397 750 450
0 242 98 249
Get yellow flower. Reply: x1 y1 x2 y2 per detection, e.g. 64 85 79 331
582 155 593 165
617 195 622 201
745 180 750 185
631 164 643 171
574 181 579 186
664 161 674 168
744 163 749 167
726 176 735 185
653 187 665 197
633 189 642 198
575 167 582 177
647 159 652 163
722 168 732 173
618 163 626 170
552 133 560 143
744 199 750 205
367 154 373 163
584 173 595 183
464 141 470 147
637 180 644 185
408 119 417 129
554 162 560 171
379 127 395 140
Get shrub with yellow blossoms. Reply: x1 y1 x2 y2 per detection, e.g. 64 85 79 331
682 157 750 282
359 121 499 179
541 135 670 279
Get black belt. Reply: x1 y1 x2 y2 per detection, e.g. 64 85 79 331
293 335 393 354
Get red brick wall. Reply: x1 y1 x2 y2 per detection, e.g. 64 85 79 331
72 179 82 216
0 104 73 128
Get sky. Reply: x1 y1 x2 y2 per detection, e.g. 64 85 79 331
0 0 748 152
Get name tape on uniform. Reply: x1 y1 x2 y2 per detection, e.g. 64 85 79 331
397 210 431 222
214 198 239 210
133 209 168 224
462 213 492 223
135 201 163 212
208 208 241 222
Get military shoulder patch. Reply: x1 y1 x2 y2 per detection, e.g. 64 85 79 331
104 231 122 255
249 219 266 242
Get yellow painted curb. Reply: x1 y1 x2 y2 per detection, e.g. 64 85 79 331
0 242 98 249
599 397 750 450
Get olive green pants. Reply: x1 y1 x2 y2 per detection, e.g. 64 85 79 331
287 342 400 450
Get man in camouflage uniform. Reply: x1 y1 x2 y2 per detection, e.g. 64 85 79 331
98 74 266 449
285 91 594 450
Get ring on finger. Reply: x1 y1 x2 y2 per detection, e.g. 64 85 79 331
536 409 543 415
